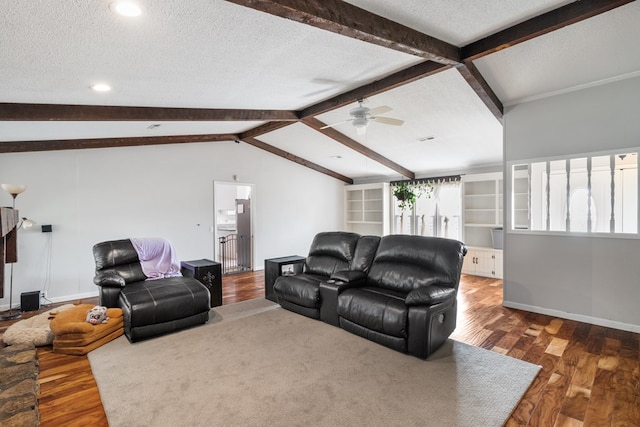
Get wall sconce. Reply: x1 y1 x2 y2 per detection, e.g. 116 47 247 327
21 217 36 230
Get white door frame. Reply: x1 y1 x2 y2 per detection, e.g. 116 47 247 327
213 181 256 270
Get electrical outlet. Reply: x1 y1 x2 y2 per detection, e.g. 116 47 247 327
41 291 47 299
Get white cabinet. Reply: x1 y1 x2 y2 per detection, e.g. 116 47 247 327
344 183 390 236
463 172 503 248
462 247 503 279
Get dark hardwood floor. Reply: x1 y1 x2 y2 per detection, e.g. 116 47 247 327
1 272 638 426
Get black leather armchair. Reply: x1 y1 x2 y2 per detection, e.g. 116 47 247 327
337 235 466 358
93 239 210 342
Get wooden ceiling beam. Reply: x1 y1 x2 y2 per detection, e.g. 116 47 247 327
0 103 298 121
300 61 450 119
456 62 503 121
302 117 415 180
462 0 635 62
225 0 460 65
0 134 237 153
240 121 294 139
241 136 353 184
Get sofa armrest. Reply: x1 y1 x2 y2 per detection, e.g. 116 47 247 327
405 285 456 306
93 272 126 288
330 270 366 285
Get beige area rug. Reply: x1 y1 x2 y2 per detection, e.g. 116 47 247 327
88 299 540 427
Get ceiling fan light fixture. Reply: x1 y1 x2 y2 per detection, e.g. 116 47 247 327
352 117 368 134
322 100 402 135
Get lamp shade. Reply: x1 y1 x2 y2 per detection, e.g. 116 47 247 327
21 217 36 229
1 184 27 197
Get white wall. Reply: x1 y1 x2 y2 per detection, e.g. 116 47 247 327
503 75 640 332
0 141 345 308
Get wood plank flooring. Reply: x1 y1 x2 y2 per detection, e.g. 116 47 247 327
1 272 638 426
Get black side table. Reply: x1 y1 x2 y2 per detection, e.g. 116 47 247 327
264 256 305 302
181 259 223 307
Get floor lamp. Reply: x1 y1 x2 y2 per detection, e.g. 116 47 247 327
1 184 27 321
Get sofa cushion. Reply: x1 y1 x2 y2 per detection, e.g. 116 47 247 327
366 235 465 293
337 287 408 338
273 274 324 308
350 235 380 273
304 232 360 277
93 239 147 284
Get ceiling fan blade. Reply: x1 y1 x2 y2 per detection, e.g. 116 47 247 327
372 116 404 126
367 105 393 116
320 119 351 129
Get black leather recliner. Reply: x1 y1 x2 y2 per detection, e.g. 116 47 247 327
92 239 211 342
337 235 467 358
273 231 379 320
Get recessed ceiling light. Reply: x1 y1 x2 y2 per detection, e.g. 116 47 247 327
91 83 112 92
110 1 142 17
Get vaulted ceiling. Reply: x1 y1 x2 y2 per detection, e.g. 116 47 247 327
1 0 638 183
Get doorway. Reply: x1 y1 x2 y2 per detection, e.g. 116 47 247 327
213 181 255 274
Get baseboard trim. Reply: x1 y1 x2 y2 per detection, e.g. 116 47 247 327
47 291 100 305
502 300 640 334
1 291 100 312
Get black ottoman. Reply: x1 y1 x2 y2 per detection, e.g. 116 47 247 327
119 277 210 342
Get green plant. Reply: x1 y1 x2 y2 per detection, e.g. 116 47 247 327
392 182 432 211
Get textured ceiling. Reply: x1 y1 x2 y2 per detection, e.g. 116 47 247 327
475 2 640 105
1 0 638 181
344 0 575 46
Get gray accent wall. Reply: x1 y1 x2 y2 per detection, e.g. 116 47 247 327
503 75 640 332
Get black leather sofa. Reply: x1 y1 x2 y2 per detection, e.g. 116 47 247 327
273 232 466 358
92 239 210 342
273 232 380 320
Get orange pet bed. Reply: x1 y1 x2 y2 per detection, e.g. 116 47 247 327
50 304 124 355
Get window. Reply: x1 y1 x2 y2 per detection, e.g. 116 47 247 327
392 176 462 239
511 151 638 235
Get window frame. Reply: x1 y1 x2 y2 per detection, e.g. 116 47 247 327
506 148 639 239
391 176 462 239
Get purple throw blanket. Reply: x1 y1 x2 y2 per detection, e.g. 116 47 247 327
130 237 182 280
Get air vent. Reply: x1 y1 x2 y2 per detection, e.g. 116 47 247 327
417 136 435 142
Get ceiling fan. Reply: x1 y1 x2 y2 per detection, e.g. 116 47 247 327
321 99 404 135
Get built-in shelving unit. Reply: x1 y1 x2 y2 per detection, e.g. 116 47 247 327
344 183 390 236
463 173 503 248
462 173 503 279
512 166 530 229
